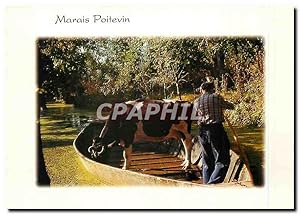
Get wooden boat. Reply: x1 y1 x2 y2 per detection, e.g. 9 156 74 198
73 121 254 187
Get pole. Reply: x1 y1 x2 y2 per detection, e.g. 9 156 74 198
224 115 254 183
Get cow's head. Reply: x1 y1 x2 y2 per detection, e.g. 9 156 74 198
88 120 119 159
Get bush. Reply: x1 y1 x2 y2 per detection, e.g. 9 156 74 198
223 82 264 127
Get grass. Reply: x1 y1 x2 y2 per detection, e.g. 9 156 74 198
40 102 264 186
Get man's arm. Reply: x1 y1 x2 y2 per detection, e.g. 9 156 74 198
219 95 234 110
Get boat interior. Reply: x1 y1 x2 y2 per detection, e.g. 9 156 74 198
75 121 253 185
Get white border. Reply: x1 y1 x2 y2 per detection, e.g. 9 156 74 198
3 3 295 209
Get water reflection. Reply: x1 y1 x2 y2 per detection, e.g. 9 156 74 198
40 105 97 132
65 114 94 131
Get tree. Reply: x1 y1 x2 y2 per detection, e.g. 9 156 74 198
38 38 88 105
38 36 264 127
149 37 206 99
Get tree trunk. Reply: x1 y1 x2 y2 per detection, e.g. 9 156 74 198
163 83 167 99
214 49 225 77
37 127 51 186
39 93 47 111
175 82 182 100
191 83 196 100
37 105 51 186
221 74 228 91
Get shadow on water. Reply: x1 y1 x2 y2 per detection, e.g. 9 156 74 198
40 104 97 148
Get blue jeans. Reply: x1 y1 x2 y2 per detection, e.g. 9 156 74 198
199 123 230 184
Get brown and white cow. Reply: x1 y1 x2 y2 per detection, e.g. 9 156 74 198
88 98 195 170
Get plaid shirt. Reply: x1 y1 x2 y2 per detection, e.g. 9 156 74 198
194 92 234 125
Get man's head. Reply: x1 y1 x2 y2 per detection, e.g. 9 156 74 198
200 82 215 94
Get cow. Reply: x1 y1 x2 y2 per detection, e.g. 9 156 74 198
88 98 195 170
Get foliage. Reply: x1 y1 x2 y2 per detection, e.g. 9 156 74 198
223 48 264 127
38 38 88 104
38 37 264 127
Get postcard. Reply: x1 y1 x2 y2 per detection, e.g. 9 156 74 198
4 3 295 209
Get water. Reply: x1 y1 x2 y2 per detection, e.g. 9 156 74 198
40 103 97 132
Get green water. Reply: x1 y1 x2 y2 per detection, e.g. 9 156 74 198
40 103 264 186
40 103 96 147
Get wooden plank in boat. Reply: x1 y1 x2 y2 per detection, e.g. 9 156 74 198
129 161 183 170
129 153 177 161
107 155 181 166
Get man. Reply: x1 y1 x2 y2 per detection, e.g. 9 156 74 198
194 82 234 184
